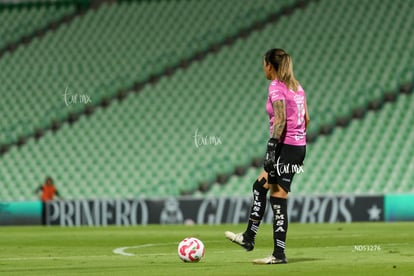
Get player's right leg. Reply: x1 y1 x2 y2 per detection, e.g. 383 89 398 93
225 171 269 251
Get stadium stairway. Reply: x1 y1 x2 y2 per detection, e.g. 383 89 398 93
0 1 93 57
0 3 76 52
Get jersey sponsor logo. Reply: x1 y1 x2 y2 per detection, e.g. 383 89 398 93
294 94 304 102
294 134 305 141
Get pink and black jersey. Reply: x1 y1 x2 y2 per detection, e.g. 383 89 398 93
266 79 307 146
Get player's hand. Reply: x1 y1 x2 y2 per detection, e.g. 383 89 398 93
263 138 279 173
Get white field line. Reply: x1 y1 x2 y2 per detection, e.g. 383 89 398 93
112 239 227 257
1 242 409 261
113 242 177 257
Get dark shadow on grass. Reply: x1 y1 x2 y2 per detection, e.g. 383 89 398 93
235 258 322 264
287 257 322 264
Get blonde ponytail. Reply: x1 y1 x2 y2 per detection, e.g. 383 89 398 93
278 54 299 91
264 48 299 91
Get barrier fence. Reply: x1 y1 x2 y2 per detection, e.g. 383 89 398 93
1 194 413 226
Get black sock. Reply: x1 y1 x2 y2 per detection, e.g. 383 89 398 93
244 178 268 242
270 196 288 259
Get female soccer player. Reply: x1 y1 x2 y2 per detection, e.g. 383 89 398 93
225 48 309 264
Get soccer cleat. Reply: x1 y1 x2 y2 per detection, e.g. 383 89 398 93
224 231 254 251
252 255 288 265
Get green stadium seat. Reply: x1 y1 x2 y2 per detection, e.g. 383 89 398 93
1 0 413 201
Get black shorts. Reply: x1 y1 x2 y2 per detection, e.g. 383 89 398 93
268 143 306 192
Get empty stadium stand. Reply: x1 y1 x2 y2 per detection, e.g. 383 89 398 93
0 0 413 201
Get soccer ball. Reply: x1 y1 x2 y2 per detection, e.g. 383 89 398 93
177 237 205 262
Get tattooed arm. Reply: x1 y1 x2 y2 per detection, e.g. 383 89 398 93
263 100 286 173
272 100 286 140
264 99 286 172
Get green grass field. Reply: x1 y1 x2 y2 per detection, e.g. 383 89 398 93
0 223 413 275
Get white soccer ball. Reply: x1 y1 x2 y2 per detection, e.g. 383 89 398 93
177 237 205 262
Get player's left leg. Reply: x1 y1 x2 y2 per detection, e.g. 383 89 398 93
244 172 269 243
225 171 269 251
253 182 289 264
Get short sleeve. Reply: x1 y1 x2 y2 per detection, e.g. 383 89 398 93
268 81 285 103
